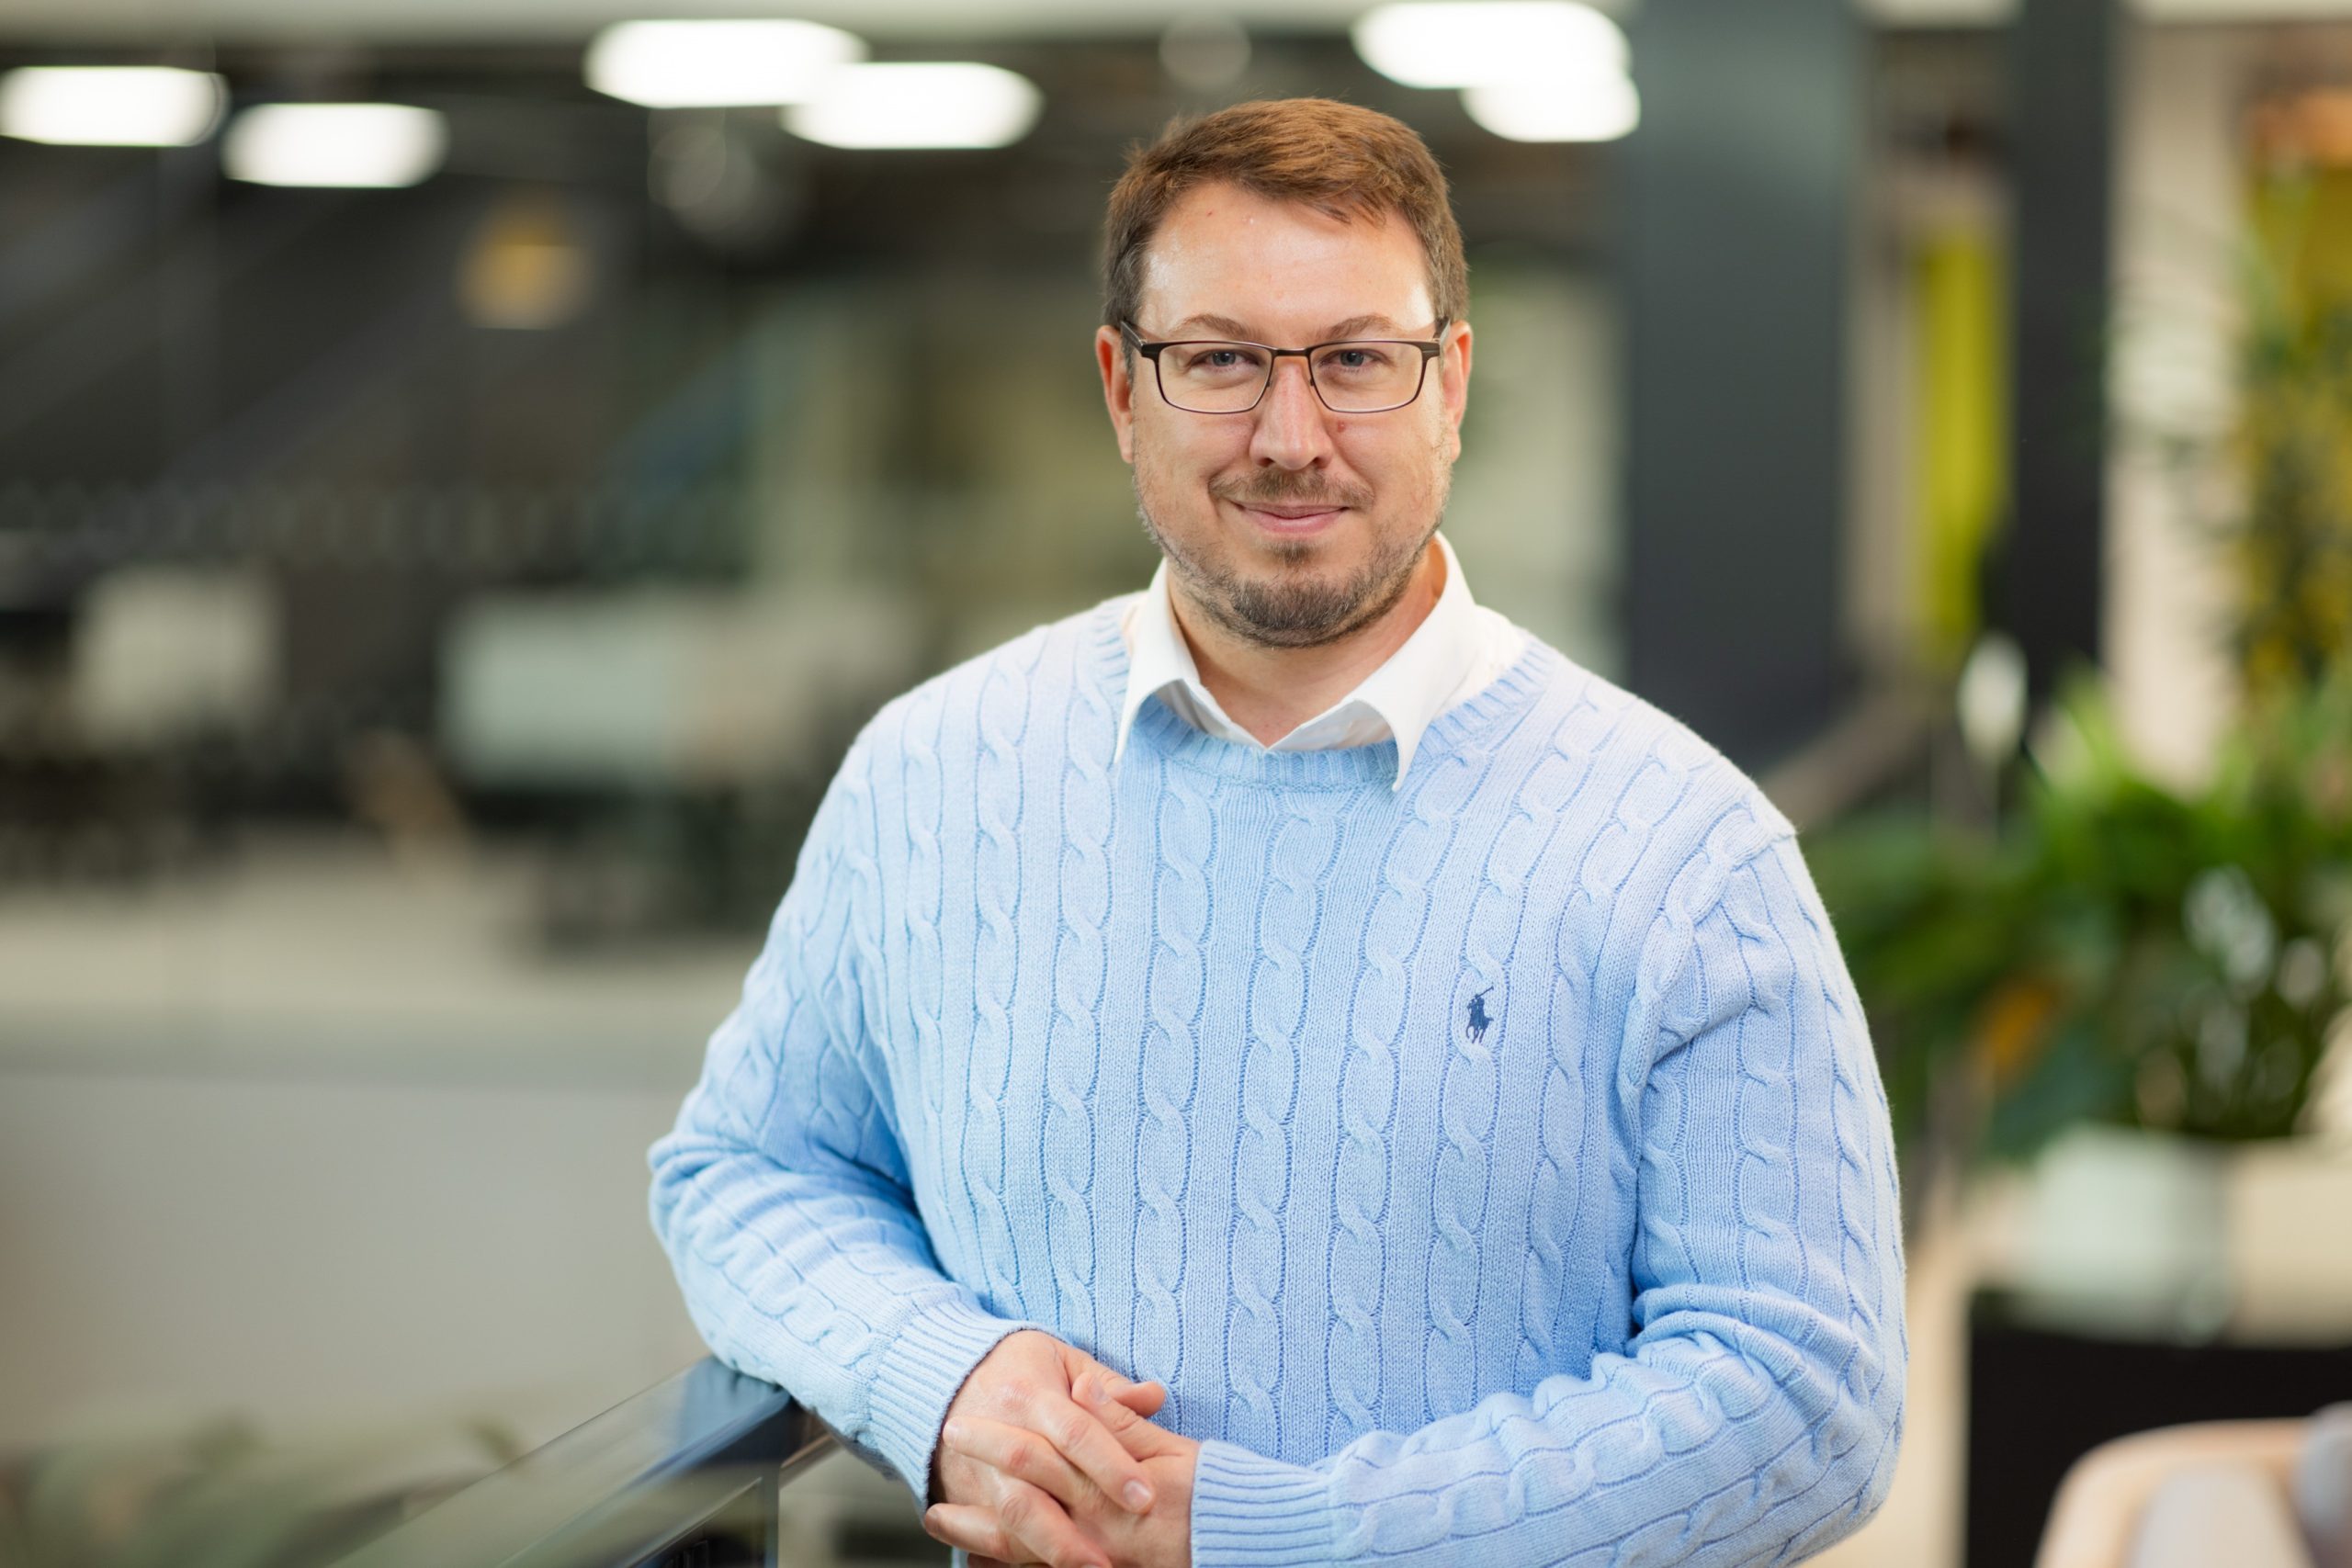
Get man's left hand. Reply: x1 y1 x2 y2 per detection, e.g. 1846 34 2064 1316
926 1373 1197 1568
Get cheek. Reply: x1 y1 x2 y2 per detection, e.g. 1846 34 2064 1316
1130 430 1194 513
1143 419 1248 482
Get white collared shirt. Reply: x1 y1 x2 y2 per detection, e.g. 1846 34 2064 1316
1114 531 1529 788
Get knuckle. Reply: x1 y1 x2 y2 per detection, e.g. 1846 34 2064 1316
998 1494 1033 1531
1057 1414 1094 1452
1001 1438 1037 1475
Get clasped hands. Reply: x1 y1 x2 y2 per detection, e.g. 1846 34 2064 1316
924 1329 1197 1568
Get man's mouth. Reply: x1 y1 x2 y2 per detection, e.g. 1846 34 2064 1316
1243 502 1345 520
1211 479 1370 536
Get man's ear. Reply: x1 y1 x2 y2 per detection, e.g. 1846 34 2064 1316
1439 318 1473 462
1097 325 1136 465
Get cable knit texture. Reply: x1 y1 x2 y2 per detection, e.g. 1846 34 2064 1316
650 595 1906 1566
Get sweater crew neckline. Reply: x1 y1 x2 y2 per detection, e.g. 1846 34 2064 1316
1085 597 1564 791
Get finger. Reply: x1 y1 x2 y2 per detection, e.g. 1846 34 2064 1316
1028 1384 1158 1513
923 1503 1019 1562
990 1472 1111 1568
937 1441 1002 1503
944 1416 1095 1508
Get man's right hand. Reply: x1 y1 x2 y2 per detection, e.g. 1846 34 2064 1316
929 1330 1169 1568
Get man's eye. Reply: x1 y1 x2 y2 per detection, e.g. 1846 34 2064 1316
1185 343 1279 376
1191 347 1254 368
1323 346 1394 372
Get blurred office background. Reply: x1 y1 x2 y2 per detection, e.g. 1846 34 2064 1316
2 1 2350 1565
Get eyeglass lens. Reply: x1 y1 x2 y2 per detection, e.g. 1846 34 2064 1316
1154 342 1426 413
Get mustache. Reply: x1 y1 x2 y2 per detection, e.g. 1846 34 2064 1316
1210 471 1374 511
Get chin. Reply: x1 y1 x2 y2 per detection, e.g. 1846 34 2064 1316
1251 536 1325 567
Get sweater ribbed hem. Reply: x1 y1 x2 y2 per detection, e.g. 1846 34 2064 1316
862 1295 1041 1501
1189 1438 1336 1566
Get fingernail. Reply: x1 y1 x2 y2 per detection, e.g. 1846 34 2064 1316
1124 1480 1154 1510
1081 1377 1104 1404
942 1420 965 1445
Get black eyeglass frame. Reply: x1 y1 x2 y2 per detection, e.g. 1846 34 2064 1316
1119 319 1448 414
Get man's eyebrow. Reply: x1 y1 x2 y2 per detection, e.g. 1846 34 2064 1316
1159 311 1423 341
1162 312 1261 339
1323 312 1412 339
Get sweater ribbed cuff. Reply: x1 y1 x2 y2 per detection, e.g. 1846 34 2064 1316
1189 1438 1335 1566
861 1294 1040 1501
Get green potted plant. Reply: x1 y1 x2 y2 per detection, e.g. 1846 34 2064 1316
1812 669 2352 1325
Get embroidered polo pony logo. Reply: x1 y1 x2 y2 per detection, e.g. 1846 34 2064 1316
1464 988 1494 1044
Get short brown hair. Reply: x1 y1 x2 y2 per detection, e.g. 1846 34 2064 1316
1102 98 1468 338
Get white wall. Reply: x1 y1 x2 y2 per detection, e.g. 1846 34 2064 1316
2106 22 2252 788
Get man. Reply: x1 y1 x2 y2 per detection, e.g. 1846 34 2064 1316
651 98 1905 1568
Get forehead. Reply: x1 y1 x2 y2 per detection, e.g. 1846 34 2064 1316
1136 181 1435 334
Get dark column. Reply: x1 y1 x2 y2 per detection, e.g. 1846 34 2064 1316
2003 0 2117 698
1622 0 1860 768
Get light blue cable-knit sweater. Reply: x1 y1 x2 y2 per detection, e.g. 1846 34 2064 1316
649 597 1906 1566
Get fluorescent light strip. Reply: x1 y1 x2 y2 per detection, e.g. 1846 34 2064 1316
785 62 1041 150
222 104 447 188
0 65 224 147
585 19 865 108
1353 1 1627 90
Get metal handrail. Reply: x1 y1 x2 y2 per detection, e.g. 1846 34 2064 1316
341 1359 836 1568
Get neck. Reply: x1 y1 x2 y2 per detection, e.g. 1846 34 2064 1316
1169 540 1445 746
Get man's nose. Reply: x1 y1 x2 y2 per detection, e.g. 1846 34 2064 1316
1248 355 1334 469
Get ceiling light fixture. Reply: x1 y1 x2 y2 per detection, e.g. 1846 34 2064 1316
221 103 447 188
0 65 225 147
784 62 1041 151
1351 0 1626 90
1463 73 1640 141
585 19 865 108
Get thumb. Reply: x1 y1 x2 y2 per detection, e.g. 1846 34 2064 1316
1112 1379 1167 1416
1079 1373 1182 1459
1075 1359 1167 1417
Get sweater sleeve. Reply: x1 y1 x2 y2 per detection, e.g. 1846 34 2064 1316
1186 832 1907 1566
648 736 1040 1501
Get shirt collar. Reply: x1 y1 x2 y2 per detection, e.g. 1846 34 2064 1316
1114 531 1486 789
1115 556 1218 766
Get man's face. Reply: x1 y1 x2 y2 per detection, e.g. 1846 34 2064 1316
1096 181 1473 649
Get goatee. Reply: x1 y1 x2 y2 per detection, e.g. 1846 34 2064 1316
1134 469 1442 650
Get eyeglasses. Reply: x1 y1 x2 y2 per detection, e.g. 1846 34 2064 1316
1120 320 1445 414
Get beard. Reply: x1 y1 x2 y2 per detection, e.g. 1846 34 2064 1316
1134 460 1450 650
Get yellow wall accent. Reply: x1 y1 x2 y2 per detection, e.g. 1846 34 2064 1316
2239 169 2352 694
1914 228 2009 671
